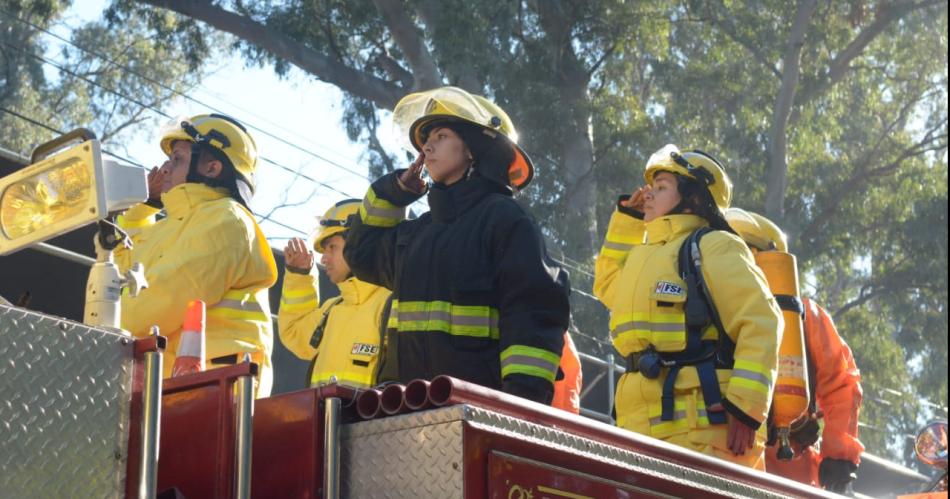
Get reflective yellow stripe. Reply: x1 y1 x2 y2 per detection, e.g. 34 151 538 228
280 289 318 313
500 345 560 383
209 291 269 322
387 300 499 339
359 187 404 227
730 359 773 396
648 399 710 434
610 311 686 344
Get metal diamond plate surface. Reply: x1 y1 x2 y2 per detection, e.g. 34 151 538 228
0 304 135 499
341 410 465 498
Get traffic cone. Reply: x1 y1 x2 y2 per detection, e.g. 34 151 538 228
172 300 206 377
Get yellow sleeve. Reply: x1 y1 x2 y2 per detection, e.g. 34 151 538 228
276 271 324 361
701 233 783 428
593 207 646 308
113 203 161 271
120 205 274 339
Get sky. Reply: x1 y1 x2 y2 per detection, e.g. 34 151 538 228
63 1 408 248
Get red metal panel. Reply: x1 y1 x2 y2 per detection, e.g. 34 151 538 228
464 423 734 499
155 363 256 499
251 385 358 499
488 451 672 498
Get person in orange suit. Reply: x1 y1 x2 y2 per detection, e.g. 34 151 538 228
553 330 583 414
725 208 864 493
766 297 864 493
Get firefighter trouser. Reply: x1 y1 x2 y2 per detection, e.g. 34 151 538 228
615 370 767 470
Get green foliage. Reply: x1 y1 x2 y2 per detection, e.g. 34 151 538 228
1 0 204 156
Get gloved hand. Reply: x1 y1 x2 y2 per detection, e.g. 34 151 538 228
789 411 823 448
502 374 554 405
819 458 857 493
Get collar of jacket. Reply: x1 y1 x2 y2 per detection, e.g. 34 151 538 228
160 183 232 219
644 214 708 244
427 174 509 223
337 277 384 305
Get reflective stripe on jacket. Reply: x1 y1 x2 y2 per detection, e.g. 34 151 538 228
277 272 390 389
116 183 278 397
344 171 570 400
594 208 781 429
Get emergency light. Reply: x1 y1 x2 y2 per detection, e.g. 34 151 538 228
0 129 146 255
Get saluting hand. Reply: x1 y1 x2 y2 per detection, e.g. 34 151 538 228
284 237 314 272
398 153 427 194
147 165 166 201
620 185 649 212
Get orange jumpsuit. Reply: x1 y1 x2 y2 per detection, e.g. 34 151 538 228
766 298 864 487
552 331 582 414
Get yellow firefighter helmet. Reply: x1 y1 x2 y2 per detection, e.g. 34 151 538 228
392 86 534 190
724 207 789 253
160 114 259 193
644 144 733 210
314 199 361 252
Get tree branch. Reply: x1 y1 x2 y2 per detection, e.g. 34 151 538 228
373 0 441 90
139 0 404 109
705 0 782 78
764 0 818 221
798 0 945 105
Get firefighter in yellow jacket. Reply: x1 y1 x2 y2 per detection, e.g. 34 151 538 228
114 114 278 397
594 144 782 469
277 200 390 389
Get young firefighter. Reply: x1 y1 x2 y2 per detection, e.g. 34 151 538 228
277 199 391 389
344 86 571 405
115 114 278 397
594 144 782 469
725 208 864 492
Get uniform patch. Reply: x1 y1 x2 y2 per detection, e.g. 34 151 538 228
351 343 379 356
654 281 684 296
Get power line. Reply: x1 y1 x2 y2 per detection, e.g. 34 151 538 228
0 8 371 183
0 40 360 200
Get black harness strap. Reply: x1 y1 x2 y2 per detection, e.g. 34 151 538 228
656 228 735 425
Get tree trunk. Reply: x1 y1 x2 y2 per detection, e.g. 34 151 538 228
764 0 817 222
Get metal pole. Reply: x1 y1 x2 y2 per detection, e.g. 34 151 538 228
138 347 162 499
31 242 96 266
323 397 342 499
606 352 616 424
234 373 254 499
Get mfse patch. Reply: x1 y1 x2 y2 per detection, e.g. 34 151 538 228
351 343 379 356
654 281 685 296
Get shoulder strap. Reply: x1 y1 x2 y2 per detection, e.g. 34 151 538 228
309 296 345 349
677 228 735 356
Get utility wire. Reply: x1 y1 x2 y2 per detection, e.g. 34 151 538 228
0 8 370 182
0 40 360 200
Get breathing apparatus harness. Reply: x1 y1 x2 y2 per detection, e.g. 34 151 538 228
626 227 736 425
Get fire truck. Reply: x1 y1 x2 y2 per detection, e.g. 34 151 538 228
0 133 936 498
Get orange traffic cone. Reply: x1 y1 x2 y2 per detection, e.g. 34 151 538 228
172 300 206 377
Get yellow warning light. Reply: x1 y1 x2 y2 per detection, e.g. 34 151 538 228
0 129 146 255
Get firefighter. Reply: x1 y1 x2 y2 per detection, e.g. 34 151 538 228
114 114 278 397
344 86 570 405
725 208 864 492
277 199 391 389
593 144 782 469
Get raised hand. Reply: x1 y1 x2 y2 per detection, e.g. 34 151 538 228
283 237 314 272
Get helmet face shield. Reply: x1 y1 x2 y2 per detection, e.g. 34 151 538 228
392 86 534 191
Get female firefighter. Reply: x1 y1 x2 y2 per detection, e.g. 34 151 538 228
593 144 782 469
344 86 571 405
115 114 278 397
